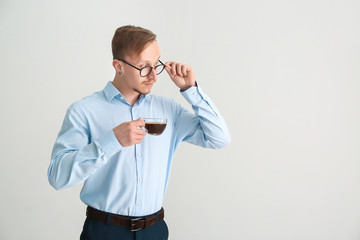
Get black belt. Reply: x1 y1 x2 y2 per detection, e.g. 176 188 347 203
86 206 165 231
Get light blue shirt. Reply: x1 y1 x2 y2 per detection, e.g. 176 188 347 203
48 81 230 216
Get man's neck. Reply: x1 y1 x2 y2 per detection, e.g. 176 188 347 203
112 79 140 106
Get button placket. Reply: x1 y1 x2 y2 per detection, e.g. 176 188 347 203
134 143 144 213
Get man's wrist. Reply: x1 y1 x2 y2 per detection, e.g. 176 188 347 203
180 86 192 91
180 82 197 92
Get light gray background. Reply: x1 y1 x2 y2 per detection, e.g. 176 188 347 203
1 0 360 239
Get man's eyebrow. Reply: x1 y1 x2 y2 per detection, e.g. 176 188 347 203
142 57 161 65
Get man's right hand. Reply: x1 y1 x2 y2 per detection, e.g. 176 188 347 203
113 118 147 147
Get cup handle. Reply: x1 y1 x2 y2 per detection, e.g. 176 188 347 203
140 126 148 133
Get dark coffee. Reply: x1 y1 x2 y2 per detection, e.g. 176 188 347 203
145 122 167 135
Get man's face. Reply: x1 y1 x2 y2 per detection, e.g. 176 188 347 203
122 41 161 95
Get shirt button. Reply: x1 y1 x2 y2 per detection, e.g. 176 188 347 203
138 202 142 206
137 153 141 158
139 178 143 182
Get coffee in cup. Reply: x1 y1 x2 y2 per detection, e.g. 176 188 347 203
143 118 167 135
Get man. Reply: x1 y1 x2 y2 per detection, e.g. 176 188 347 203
48 25 231 240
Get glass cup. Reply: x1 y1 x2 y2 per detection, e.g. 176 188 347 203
142 118 167 135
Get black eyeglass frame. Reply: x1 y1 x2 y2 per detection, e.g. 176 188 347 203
118 59 165 77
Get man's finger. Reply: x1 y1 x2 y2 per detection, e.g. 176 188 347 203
164 61 174 68
165 66 177 81
165 66 173 77
167 62 176 75
181 65 188 76
176 63 183 77
133 117 145 127
134 128 147 136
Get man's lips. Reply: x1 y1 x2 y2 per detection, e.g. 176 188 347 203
143 81 155 87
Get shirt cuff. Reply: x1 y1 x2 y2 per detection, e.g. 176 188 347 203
180 83 204 105
94 130 122 159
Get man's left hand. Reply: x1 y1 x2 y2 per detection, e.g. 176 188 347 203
164 61 196 91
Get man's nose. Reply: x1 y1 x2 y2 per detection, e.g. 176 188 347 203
148 68 157 79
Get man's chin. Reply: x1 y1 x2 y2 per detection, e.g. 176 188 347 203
134 88 152 95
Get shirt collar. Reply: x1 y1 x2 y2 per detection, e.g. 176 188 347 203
103 81 147 104
104 81 121 102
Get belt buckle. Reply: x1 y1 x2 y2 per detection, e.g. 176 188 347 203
130 218 143 232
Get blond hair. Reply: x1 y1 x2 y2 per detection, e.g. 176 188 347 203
112 25 157 60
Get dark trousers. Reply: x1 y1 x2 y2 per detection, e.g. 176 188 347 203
80 214 169 240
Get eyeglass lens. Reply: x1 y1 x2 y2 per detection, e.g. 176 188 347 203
140 65 165 77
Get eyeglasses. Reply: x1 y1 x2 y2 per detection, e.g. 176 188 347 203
118 59 165 77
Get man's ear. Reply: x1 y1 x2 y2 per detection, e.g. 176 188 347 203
112 59 123 72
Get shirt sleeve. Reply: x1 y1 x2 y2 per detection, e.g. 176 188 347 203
47 104 123 190
174 83 231 149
